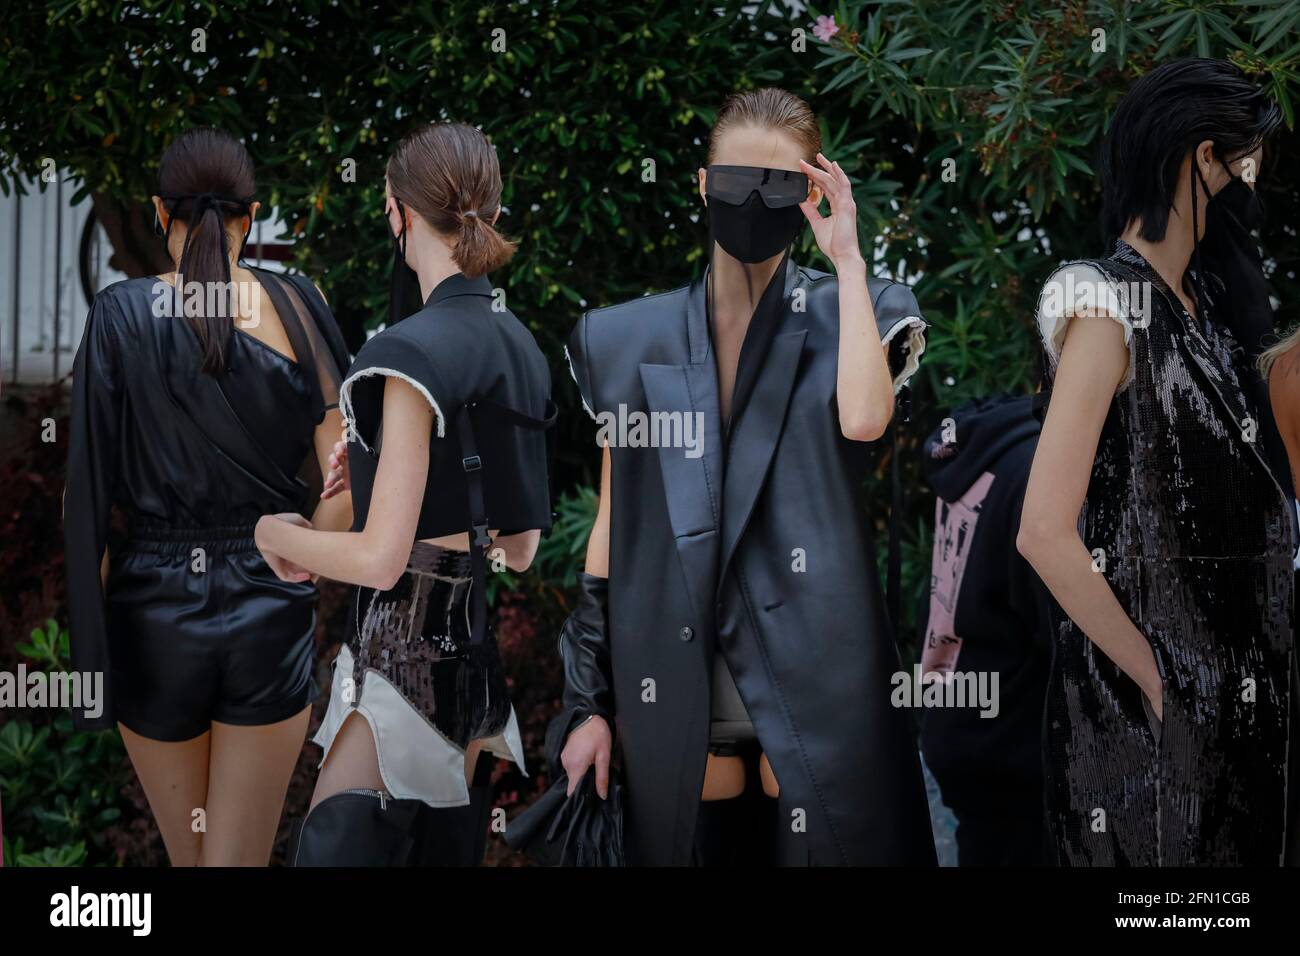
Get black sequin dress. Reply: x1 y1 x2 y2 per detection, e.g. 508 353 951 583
1038 240 1294 866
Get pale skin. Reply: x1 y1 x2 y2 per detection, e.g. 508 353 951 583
1018 140 1262 724
113 201 354 866
255 182 539 811
563 124 897 802
1269 348 1300 495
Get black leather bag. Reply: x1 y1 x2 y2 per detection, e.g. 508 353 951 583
505 765 626 867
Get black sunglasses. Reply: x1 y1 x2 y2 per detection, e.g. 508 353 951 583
705 165 810 208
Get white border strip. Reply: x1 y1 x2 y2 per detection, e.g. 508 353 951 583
880 316 927 394
339 366 446 454
563 344 597 420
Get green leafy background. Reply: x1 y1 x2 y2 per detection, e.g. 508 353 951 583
1 0 1297 864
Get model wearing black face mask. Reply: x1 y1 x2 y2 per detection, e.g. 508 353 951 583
705 165 809 264
1191 158 1269 346
1191 154 1293 504
709 191 806 264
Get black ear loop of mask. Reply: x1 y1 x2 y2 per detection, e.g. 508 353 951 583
388 196 424 325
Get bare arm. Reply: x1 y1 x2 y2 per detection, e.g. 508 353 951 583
1268 347 1300 493
256 376 430 590
309 407 353 533
560 442 613 796
1017 311 1164 716
583 444 612 576
316 419 539 572
800 153 894 442
833 261 895 441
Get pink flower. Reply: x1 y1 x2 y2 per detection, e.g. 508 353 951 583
813 15 839 43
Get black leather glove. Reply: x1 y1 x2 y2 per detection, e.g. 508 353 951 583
551 572 613 767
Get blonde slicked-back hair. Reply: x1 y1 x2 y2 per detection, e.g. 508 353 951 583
1259 325 1300 377
707 88 822 164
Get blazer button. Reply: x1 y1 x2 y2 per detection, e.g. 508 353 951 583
679 626 694 642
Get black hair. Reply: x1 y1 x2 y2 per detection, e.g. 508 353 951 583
1099 58 1281 243
157 128 256 375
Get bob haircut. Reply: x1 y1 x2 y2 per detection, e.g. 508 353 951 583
1099 58 1281 243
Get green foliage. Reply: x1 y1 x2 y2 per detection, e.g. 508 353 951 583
810 0 1300 631
530 485 599 590
2 0 1297 646
0 621 130 867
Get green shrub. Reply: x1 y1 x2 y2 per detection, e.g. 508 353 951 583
0 621 131 867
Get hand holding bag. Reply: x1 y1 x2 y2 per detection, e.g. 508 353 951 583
504 765 626 867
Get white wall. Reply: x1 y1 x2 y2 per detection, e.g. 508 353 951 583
0 176 293 387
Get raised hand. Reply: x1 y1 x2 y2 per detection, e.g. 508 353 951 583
799 153 864 269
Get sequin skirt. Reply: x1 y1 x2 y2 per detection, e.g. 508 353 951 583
348 542 511 748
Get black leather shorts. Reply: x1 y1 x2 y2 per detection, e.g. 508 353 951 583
105 524 317 742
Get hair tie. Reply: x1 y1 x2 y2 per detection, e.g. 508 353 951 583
461 209 479 220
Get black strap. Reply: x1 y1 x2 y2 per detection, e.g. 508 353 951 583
457 397 558 646
885 388 910 635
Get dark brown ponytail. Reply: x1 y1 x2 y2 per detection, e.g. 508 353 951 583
386 123 516 279
157 128 256 375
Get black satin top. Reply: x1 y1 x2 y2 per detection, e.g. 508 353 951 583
63 269 349 730
341 272 553 540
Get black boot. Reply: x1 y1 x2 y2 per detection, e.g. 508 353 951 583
409 751 495 866
287 789 422 867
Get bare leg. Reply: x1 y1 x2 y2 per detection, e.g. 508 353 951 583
759 752 780 798
464 738 487 788
701 753 745 801
310 711 384 811
199 707 311 866
119 724 210 866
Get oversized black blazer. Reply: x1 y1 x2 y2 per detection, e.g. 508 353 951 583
567 260 937 865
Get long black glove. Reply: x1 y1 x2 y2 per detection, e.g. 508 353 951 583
551 572 613 769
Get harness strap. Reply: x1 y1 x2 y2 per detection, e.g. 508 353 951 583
457 398 558 645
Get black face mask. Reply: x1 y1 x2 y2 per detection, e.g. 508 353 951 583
1192 159 1270 358
388 197 424 326
1189 156 1292 494
705 165 808 264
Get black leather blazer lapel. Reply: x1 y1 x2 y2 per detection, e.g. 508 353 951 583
636 277 724 625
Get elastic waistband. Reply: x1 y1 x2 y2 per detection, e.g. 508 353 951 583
407 541 474 580
125 524 258 556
